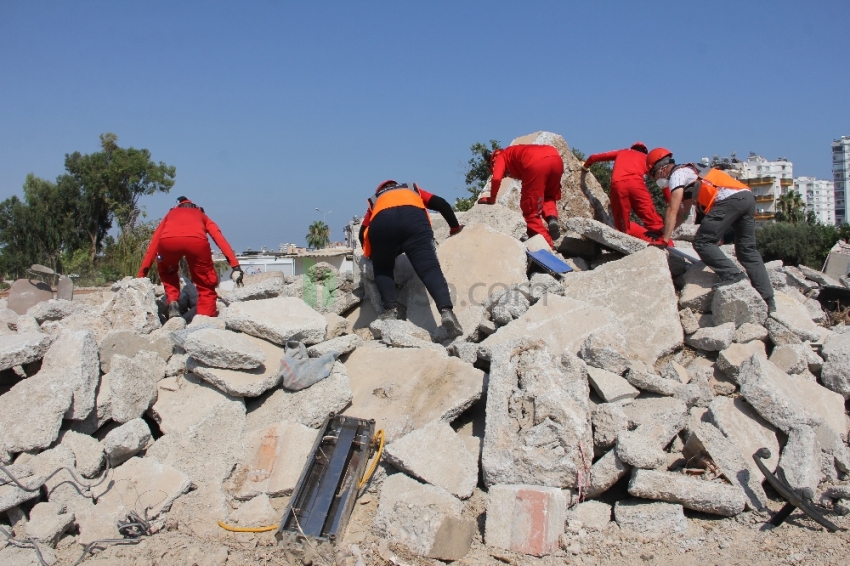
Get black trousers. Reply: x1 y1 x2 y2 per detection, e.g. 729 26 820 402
693 190 773 301
368 206 453 311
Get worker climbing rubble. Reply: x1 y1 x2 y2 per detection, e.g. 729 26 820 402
582 141 665 243
359 180 464 338
478 144 563 247
138 196 243 318
647 147 776 311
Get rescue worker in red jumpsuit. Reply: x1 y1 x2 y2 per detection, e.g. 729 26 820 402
359 180 464 338
582 142 665 242
477 145 563 247
138 196 242 318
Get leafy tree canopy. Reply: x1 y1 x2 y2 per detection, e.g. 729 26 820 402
454 140 502 211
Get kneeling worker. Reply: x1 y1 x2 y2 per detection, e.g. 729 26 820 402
478 144 563 247
138 196 243 318
359 180 464 338
646 149 775 312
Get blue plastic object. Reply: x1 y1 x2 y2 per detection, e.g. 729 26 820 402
527 249 573 276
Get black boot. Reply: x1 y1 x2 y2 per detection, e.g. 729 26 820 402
167 301 181 319
440 308 463 339
546 216 561 240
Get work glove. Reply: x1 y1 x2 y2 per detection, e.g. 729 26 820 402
477 196 494 205
449 224 464 236
230 265 244 287
581 165 590 172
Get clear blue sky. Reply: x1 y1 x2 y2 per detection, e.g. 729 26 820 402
1 1 848 252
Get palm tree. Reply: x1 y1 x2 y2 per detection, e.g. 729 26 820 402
306 221 330 249
776 190 806 224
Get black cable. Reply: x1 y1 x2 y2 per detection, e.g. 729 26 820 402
0 460 111 494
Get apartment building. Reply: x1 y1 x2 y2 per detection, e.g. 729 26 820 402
794 176 835 225
833 136 850 225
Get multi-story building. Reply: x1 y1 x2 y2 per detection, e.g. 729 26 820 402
833 136 850 225
794 177 835 225
738 153 794 223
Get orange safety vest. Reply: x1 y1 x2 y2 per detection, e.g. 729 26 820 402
676 164 750 214
362 183 428 258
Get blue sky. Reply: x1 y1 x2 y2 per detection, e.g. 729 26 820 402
1 1 848 252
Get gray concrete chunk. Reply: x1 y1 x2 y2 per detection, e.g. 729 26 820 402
685 322 735 352
734 322 768 343
708 397 780 476
182 328 266 369
307 333 361 358
580 329 631 376
614 500 687 539
0 375 72 454
225 297 327 345
628 469 747 516
0 332 54 371
485 484 567 556
711 280 768 327
778 425 821 492
586 449 630 498
384 420 478 499
108 350 165 423
821 332 850 398
565 217 647 255
586 366 640 403
37 329 99 420
716 341 767 382
101 418 151 466
187 334 284 398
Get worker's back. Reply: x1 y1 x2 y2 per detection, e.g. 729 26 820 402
158 206 210 240
500 144 560 177
611 149 649 184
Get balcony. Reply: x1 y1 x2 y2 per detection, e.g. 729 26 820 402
744 177 775 186
754 195 774 203
755 212 775 220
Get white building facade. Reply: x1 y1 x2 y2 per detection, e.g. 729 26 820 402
794 176 835 225
739 154 794 222
833 136 850 225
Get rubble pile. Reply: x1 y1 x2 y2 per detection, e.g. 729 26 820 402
2 131 850 564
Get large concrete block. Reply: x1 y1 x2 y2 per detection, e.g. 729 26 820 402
225 297 328 345
716 341 767 382
37 329 99 420
384 420 478 499
778 425 821 492
564 217 645 255
560 246 683 365
0 374 72 454
586 366 639 403
592 402 630 451
218 274 284 305
187 334 284 397
102 277 161 334
711 280 768 327
685 322 735 352
28 299 87 324
183 328 266 369
341 348 483 441
461 202 527 240
374 473 474 560
708 397 780 475
821 332 850 399
0 332 54 371
225 420 318 500
678 263 719 313
580 328 631 376
485 484 567 556
108 350 166 423
628 469 747 516
614 500 687 539
482 341 592 488
480 295 622 360
586 448 630 498
99 328 173 373
771 292 830 342
150 373 242 435
101 418 151 466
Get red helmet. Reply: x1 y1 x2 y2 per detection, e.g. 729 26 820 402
376 180 398 193
630 141 648 153
489 148 503 168
646 148 673 174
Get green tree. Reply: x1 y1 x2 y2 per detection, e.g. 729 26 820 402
63 133 176 260
756 221 850 269
454 140 502 211
306 220 330 249
775 190 806 224
570 148 612 194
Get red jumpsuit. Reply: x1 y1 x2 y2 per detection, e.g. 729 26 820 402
138 203 239 317
491 145 563 246
584 148 663 242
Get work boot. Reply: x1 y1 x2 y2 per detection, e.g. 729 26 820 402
546 217 561 240
440 308 463 339
765 297 777 314
713 272 748 289
378 308 398 321
167 301 181 319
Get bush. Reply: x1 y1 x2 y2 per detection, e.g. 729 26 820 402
756 222 850 269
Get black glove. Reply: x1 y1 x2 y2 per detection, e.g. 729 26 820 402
230 265 244 287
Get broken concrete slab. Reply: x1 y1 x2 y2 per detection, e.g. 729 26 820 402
0 375 72 454
592 402 630 450
25 502 74 547
98 328 173 373
225 297 327 346
678 263 719 313
564 217 646 255
482 341 592 488
384 420 478 500
147 395 246 484
36 329 99 420
92 456 191 522
101 418 151 466
149 373 241 435
485 484 567 556
374 473 474 561
226 493 278 527
783 266 817 292
626 362 683 397
28 299 87 324
769 343 810 375
56 430 104 479
342 348 482 442
683 422 769 511
102 277 161 334
738 354 814 433
560 247 682 365
685 322 735 352
799 264 843 287
218 274 284 306
182 328 267 370
716 341 767 382
16 314 42 334
771 292 828 342
765 317 803 346
225 420 318 500
306 333 361 358
712 280 768 328
586 448 630 498
370 318 442 350
580 329 631 376
109 350 166 423
734 322 768 343
480 294 622 361
0 545 56 566
615 428 667 469
613 500 687 540
708 397 780 475
586 366 640 403
166 481 229 538
0 463 43 514
821 332 850 399
567 500 612 531
778 425 822 492
187 335 283 398
628 469 747 516
246 360 351 431
0 332 54 371
462 201 528 240
322 312 350 339
679 308 713 336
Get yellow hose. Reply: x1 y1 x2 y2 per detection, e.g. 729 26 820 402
358 429 385 490
217 521 278 533
219 429 385 533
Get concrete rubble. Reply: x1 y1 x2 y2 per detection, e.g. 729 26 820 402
2 131 849 563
